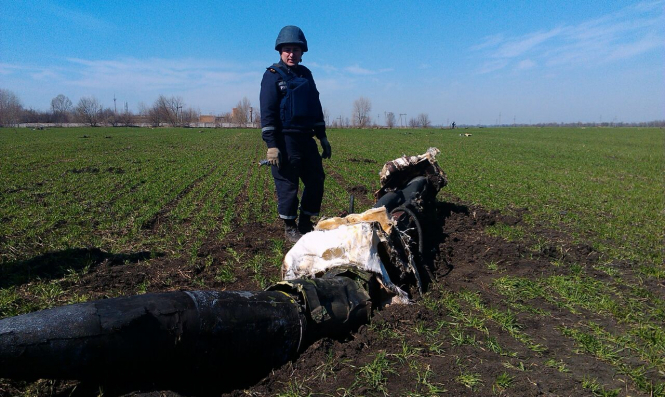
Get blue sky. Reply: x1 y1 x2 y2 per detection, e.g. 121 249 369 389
2 0 663 125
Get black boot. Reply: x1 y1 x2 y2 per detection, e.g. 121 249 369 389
284 219 302 243
298 216 314 235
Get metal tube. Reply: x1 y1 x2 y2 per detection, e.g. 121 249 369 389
0 290 304 384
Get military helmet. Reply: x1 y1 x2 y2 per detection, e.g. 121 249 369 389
275 25 308 52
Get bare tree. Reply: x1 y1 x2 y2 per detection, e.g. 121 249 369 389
118 106 134 127
323 108 330 126
171 96 185 126
22 108 47 123
352 97 372 127
0 89 23 127
385 112 396 129
100 107 118 127
76 96 102 126
138 102 156 126
152 95 184 127
417 113 431 128
137 102 148 117
252 107 260 126
181 107 199 126
408 117 420 128
50 94 72 124
219 112 232 126
232 97 252 127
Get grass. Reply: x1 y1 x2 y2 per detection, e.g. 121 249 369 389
1 126 664 396
456 371 483 389
335 127 663 265
357 351 396 394
544 359 570 373
581 377 621 397
2 127 662 268
276 379 312 397
493 372 514 391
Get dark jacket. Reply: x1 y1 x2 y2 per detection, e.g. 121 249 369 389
260 60 326 148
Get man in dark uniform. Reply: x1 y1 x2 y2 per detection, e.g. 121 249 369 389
260 25 332 243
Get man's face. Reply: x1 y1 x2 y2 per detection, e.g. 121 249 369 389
280 45 302 67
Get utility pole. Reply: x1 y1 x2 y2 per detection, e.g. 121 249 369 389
249 107 253 124
113 94 117 115
177 105 183 126
399 113 406 128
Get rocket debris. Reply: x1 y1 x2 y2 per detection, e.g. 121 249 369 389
0 148 447 389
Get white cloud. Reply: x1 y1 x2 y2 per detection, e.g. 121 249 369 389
477 60 509 74
0 63 22 75
30 70 60 80
41 1 115 32
470 34 505 51
345 64 376 75
2 57 264 113
495 27 565 59
471 1 665 74
606 32 663 61
307 62 338 74
343 64 393 76
516 59 536 70
62 57 260 91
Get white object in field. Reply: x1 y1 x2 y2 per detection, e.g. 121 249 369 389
282 207 410 304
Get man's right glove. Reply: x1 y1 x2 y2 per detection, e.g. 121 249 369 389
267 147 281 168
320 137 332 159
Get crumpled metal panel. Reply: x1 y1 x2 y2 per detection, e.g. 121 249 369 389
269 269 372 339
375 147 447 200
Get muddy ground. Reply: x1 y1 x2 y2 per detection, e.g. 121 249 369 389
1 192 661 397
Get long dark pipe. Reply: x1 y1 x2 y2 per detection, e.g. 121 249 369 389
0 275 372 388
0 290 304 384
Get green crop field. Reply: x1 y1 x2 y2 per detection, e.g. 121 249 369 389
1 126 664 396
1 127 661 267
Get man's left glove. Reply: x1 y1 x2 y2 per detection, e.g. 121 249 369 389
320 137 332 159
267 147 281 168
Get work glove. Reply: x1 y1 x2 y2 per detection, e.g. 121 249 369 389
267 147 281 168
320 137 332 159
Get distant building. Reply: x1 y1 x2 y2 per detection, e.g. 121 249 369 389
199 115 215 123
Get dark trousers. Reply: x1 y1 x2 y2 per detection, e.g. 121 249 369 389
271 134 325 219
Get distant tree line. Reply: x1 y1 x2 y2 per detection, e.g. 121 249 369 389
0 89 203 127
1 88 663 128
0 89 263 128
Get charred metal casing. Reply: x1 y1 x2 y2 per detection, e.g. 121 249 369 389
0 290 304 383
0 277 373 384
270 269 373 341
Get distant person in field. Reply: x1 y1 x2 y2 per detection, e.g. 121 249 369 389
260 25 331 243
